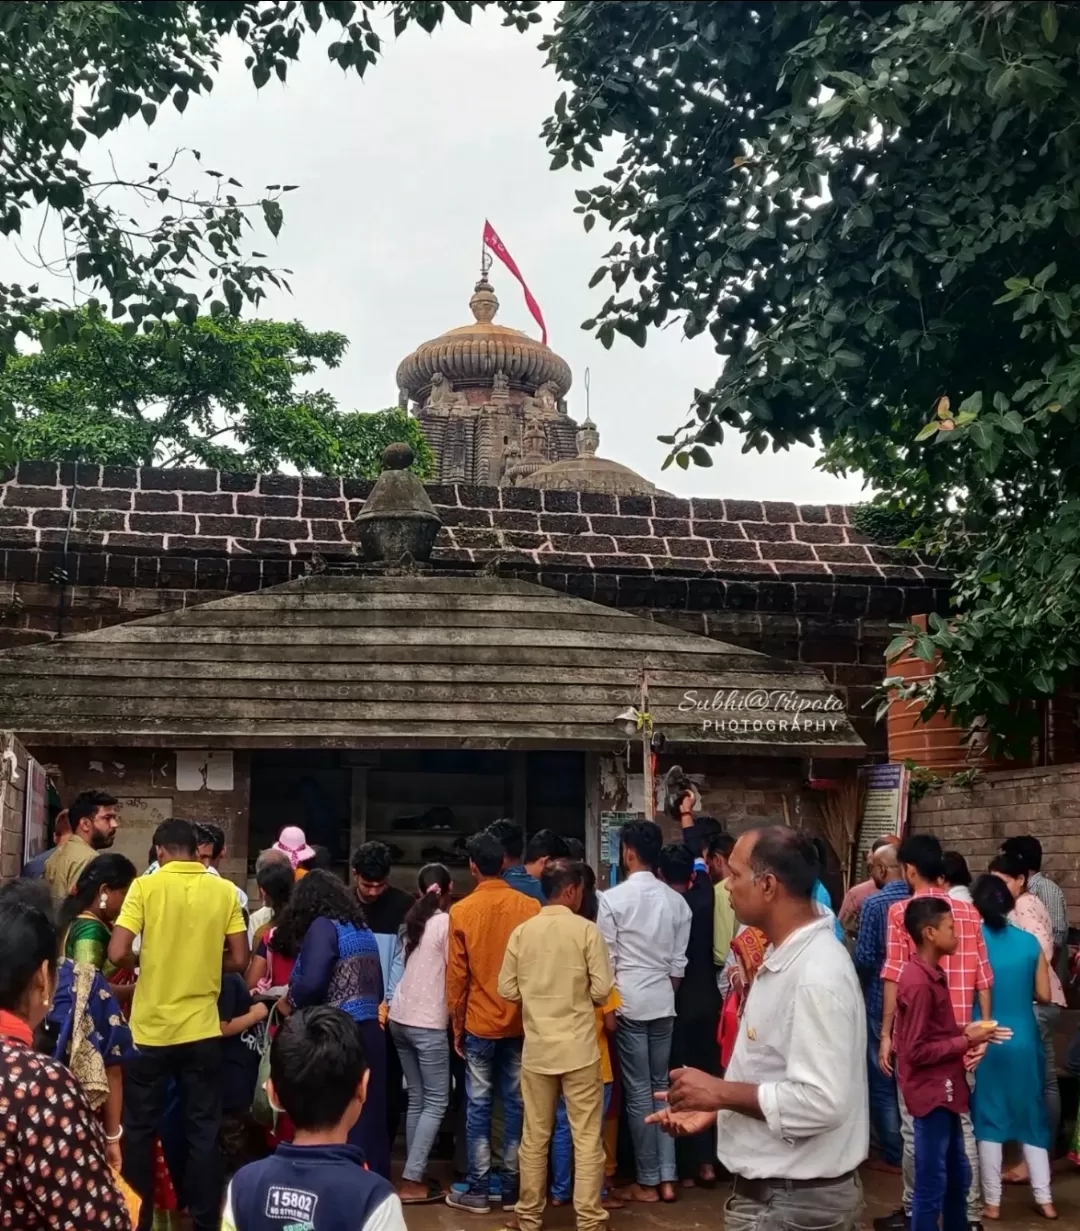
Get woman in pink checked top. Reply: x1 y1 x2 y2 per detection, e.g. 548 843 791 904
387 863 453 1205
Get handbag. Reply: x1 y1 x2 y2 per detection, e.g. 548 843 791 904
250 1004 279 1129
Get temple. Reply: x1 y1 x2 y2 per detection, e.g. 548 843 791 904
397 272 660 496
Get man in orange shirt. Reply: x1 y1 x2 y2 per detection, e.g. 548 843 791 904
446 829 541 1216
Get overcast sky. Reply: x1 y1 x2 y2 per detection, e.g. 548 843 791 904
5 11 868 503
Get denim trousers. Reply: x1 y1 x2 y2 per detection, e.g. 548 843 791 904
615 1016 676 1187
390 1021 451 1184
1035 1003 1061 1143
911 1108 969 1231
723 1173 863 1231
867 1014 903 1167
464 1033 524 1194
898 1081 981 1220
552 1082 613 1201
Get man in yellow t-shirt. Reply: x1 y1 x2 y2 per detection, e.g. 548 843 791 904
109 818 248 1231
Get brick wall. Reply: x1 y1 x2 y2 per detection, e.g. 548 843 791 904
0 460 943 581
0 461 953 751
911 764 1080 917
32 747 252 886
0 732 28 880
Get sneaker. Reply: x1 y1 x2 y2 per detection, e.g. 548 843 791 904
501 1183 519 1212
968 1223 984 1231
445 1190 491 1215
450 1176 501 1199
873 1212 910 1231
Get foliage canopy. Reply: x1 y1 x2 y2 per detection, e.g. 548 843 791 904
0 0 539 457
542 0 1080 752
5 312 433 477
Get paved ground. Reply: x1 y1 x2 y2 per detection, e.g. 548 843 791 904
403 1166 1080 1230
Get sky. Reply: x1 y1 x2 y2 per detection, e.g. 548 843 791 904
3 10 867 503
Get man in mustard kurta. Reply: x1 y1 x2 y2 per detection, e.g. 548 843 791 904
498 858 614 1231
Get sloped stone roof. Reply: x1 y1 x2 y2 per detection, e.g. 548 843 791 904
0 571 864 754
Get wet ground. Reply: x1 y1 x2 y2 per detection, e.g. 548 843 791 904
403 1165 1080 1231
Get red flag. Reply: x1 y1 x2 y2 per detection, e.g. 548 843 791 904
483 221 548 345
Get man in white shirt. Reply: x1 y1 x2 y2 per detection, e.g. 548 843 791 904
648 826 867 1231
596 820 691 1204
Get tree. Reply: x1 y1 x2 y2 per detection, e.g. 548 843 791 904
541 0 1080 753
5 311 433 477
0 1 539 456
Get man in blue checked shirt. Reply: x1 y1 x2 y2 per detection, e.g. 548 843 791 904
854 842 910 1173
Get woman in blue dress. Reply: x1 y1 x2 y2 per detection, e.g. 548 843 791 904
275 869 390 1178
970 874 1056 1221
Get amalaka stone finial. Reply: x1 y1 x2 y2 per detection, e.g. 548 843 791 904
469 273 499 325
381 442 415 470
352 443 441 564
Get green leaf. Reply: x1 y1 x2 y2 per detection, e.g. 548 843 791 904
261 199 283 238
173 91 188 113
1000 410 1025 434
915 421 939 441
690 444 713 467
885 634 913 660
970 420 994 449
676 451 689 469
958 391 983 414
1042 2 1059 42
912 637 937 664
817 94 847 120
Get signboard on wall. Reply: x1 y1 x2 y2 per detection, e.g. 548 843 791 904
22 757 48 864
114 797 173 871
176 750 234 792
855 763 910 864
600 811 645 887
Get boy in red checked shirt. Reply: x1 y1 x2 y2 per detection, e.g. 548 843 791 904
895 898 1010 1231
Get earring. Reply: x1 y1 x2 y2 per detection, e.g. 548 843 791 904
98 894 108 912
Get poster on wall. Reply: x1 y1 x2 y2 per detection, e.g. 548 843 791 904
855 763 910 864
600 811 645 886
114 797 174 871
22 757 48 865
176 750 234 792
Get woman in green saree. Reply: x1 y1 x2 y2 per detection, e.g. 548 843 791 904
59 853 138 976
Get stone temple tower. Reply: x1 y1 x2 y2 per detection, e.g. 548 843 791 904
395 271 579 487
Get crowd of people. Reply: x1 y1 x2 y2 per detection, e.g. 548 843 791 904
0 785 1075 1231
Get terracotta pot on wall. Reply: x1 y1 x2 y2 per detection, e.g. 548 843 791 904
885 616 1020 773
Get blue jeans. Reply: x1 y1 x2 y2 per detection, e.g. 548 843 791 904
867 1015 903 1166
390 1022 451 1184
464 1033 523 1194
912 1107 969 1231
552 1082 612 1202
616 1016 676 1187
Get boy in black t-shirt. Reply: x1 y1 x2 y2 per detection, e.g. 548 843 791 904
218 973 268 1175
222 1006 406 1231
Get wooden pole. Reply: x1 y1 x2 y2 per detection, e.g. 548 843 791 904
642 669 654 820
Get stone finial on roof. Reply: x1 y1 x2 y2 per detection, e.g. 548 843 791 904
469 272 499 324
352 443 441 563
577 415 600 458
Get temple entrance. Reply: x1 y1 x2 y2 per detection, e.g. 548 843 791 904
248 748 586 890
